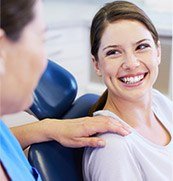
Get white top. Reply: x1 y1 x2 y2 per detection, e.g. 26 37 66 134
83 89 173 181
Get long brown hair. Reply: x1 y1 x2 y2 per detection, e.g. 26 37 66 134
89 1 159 115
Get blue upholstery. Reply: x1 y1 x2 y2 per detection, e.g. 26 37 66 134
28 94 99 181
62 93 99 119
30 60 77 120
28 60 99 181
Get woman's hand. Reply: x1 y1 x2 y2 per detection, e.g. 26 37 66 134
11 116 130 149
44 116 131 148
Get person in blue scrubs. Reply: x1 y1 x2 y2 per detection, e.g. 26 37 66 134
0 0 130 180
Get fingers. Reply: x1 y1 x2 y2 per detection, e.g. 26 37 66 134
74 137 106 148
54 116 131 148
104 117 131 136
59 137 106 148
86 116 131 136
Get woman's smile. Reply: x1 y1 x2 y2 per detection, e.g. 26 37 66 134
118 72 148 87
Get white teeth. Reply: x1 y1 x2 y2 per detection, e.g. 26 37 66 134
121 74 144 84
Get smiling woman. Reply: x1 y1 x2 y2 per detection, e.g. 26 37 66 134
83 1 173 181
93 20 161 100
0 1 132 180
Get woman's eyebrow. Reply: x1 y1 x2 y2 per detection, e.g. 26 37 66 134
102 39 151 51
102 45 119 51
135 38 151 45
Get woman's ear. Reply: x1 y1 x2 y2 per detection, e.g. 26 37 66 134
156 41 161 65
91 55 102 77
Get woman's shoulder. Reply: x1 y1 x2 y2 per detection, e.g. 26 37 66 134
83 132 135 181
152 89 173 117
84 132 133 163
99 132 130 148
152 89 173 108
89 110 134 154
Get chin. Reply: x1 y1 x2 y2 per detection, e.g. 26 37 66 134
1 95 34 116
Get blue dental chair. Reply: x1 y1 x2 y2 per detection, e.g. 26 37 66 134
28 60 99 181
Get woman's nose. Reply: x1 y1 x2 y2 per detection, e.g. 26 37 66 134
122 53 140 71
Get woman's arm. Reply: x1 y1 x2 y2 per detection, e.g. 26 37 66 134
11 116 130 149
83 133 142 181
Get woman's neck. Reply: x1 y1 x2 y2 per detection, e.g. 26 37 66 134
104 92 154 128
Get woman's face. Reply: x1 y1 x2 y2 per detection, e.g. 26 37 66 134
0 0 47 115
93 20 161 101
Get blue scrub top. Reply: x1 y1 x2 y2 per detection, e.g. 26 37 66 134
0 120 42 180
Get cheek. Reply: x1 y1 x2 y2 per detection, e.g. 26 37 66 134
148 53 160 69
101 62 119 79
30 43 47 79
37 48 47 75
137 50 160 73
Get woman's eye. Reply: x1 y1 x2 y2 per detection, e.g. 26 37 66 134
136 43 150 51
106 50 121 56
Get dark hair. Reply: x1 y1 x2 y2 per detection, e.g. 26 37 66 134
89 1 159 115
89 89 108 116
1 0 36 41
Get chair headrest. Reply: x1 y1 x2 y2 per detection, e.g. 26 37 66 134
29 60 78 119
28 93 99 181
62 93 99 119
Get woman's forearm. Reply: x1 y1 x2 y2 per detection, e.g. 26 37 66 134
11 116 130 150
10 120 51 149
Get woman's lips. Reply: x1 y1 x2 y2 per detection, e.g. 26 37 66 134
118 72 148 85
